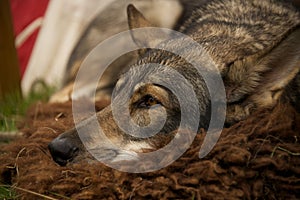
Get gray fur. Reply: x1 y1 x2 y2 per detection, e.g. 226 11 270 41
48 0 300 165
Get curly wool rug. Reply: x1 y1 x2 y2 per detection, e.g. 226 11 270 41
0 100 299 199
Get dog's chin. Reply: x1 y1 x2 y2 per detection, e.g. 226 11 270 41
70 154 99 165
56 148 141 166
51 152 84 166
87 148 140 162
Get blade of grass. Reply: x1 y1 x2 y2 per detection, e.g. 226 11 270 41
12 186 58 200
0 81 56 132
0 184 18 199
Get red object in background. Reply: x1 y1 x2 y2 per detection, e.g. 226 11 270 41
10 0 49 79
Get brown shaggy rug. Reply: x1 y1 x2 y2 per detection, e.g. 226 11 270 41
0 100 299 200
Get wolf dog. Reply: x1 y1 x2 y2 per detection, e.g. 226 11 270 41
48 0 300 166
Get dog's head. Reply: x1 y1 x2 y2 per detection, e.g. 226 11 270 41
48 5 213 166
48 64 208 166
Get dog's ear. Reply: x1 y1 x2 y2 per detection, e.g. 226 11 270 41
127 4 152 31
127 4 168 50
251 28 300 107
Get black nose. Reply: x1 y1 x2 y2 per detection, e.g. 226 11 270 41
48 136 79 166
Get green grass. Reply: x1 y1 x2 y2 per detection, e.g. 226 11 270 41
0 81 56 131
0 185 18 200
0 82 56 199
0 184 73 200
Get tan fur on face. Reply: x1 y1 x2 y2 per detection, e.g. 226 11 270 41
130 84 170 108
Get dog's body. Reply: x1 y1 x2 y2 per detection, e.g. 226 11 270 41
49 0 300 166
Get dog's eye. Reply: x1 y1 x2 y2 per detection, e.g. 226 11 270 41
138 95 160 108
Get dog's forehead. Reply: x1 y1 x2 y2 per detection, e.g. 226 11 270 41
133 82 146 92
115 74 168 99
115 76 126 90
115 61 170 96
114 72 147 97
115 65 149 91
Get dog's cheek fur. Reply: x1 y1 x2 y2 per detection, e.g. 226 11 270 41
130 107 177 133
130 108 151 127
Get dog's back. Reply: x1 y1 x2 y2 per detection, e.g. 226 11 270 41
179 0 299 69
